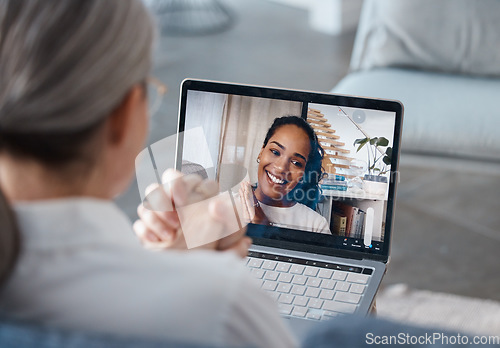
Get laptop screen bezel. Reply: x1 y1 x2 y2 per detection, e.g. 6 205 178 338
177 79 404 263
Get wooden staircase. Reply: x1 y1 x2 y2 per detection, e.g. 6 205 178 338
307 107 355 178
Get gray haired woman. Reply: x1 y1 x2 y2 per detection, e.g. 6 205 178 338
0 1 295 347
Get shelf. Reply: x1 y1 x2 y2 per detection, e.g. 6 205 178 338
307 114 327 122
316 132 340 140
323 145 350 154
325 154 354 161
319 138 345 146
309 119 332 128
320 188 387 201
308 108 323 114
311 124 336 133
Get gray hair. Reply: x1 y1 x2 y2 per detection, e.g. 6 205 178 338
0 0 155 133
0 0 154 287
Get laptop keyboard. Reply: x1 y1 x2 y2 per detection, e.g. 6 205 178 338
246 251 373 320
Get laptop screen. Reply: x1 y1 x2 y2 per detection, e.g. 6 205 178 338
177 80 403 262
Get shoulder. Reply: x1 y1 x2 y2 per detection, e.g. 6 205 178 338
293 203 330 234
293 202 321 216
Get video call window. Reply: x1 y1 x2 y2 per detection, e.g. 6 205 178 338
181 91 397 254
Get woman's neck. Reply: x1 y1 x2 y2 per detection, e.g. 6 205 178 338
254 186 296 208
0 155 110 202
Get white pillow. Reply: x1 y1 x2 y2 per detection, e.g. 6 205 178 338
351 0 500 76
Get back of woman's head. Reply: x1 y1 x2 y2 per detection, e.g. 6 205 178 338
262 116 324 209
0 0 154 286
0 0 154 162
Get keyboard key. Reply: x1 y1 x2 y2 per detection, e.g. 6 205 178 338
293 296 309 307
276 283 292 293
308 298 323 309
323 300 357 314
332 270 347 281
277 273 293 283
292 306 308 317
305 287 320 298
319 289 335 300
304 266 319 277
335 281 350 292
321 279 336 290
318 269 333 279
292 275 307 285
350 284 366 294
262 260 277 270
306 277 321 288
278 294 294 305
335 291 361 304
323 310 341 319
247 258 263 268
268 292 280 301
250 268 265 279
278 304 293 315
306 311 322 320
346 273 370 284
262 281 278 291
290 265 305 274
264 271 279 281
276 263 291 272
291 285 306 296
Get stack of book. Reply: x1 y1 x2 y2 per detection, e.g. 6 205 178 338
331 201 366 238
320 174 347 192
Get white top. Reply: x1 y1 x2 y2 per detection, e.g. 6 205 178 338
259 202 331 234
0 198 297 348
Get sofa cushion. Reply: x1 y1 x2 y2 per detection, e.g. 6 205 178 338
332 68 500 162
302 315 499 347
350 0 500 77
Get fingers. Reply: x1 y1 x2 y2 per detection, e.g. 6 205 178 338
139 167 257 253
133 219 160 243
137 203 178 244
225 237 253 258
208 195 235 223
162 169 187 206
133 219 173 250
144 183 172 212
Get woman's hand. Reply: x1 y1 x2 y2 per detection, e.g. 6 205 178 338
239 181 270 226
133 169 251 258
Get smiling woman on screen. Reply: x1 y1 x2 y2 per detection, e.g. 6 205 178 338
239 116 331 234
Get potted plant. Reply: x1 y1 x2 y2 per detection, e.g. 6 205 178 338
353 136 392 194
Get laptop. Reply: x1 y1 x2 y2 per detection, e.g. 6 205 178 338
174 79 403 333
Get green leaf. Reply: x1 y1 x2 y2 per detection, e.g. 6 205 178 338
383 147 392 165
353 137 367 145
369 137 379 145
376 137 389 147
354 138 369 152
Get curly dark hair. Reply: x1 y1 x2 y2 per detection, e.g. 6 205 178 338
261 115 324 209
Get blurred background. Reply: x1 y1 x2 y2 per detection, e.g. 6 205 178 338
116 0 500 330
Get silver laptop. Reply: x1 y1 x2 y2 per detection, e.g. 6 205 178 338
175 79 403 333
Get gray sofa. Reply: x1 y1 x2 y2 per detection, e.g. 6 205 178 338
332 0 500 170
3 316 498 348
